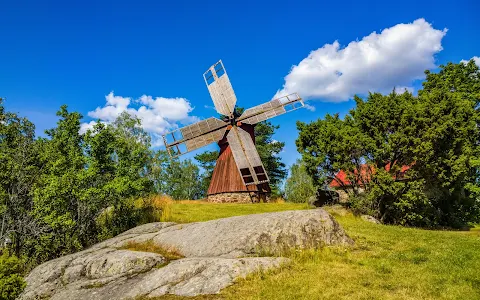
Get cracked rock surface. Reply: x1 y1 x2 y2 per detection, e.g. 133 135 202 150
20 209 353 299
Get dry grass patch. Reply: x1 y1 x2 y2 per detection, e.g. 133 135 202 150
120 240 183 262
134 195 174 222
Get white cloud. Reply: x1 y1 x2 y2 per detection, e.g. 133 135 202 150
460 56 480 66
394 86 414 94
304 103 316 111
275 18 447 102
204 104 216 110
82 92 199 146
80 121 98 134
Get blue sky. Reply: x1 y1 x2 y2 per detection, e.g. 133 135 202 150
1 0 479 169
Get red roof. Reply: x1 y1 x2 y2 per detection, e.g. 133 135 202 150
329 163 410 188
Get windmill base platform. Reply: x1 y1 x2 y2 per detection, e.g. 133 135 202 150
207 192 270 203
206 124 271 203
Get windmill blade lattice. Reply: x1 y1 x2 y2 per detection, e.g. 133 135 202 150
238 93 304 125
226 126 269 185
203 60 237 117
163 117 227 157
162 59 304 187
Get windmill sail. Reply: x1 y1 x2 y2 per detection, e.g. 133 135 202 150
239 93 304 125
163 117 227 157
203 60 237 116
227 126 269 186
163 59 305 191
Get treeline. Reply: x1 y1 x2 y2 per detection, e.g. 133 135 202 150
0 104 211 272
295 61 480 227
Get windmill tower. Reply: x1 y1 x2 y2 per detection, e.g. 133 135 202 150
162 60 304 203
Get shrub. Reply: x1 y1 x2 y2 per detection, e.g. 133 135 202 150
0 251 26 300
135 195 173 222
270 197 286 204
97 194 174 241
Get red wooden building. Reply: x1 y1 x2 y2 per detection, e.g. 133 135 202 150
329 164 411 188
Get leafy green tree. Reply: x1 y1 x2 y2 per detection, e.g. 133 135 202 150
32 105 86 262
31 109 156 261
82 122 118 238
163 158 204 200
0 99 44 257
297 62 480 227
0 251 25 300
149 150 172 194
194 150 219 195
412 60 480 226
0 102 171 269
87 113 155 238
151 149 204 200
284 159 316 203
296 112 367 194
109 112 154 198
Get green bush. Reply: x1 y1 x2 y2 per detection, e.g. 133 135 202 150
0 251 26 300
284 159 316 203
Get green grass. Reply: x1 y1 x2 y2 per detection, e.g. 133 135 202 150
149 201 480 300
164 200 310 223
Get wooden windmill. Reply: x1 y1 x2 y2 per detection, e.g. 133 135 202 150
162 60 304 203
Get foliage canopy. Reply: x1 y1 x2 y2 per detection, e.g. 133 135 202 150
297 61 480 227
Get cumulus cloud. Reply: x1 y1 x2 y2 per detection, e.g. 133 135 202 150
80 120 99 133
461 56 480 66
204 104 216 110
275 18 447 102
82 92 199 146
395 86 415 94
304 104 316 111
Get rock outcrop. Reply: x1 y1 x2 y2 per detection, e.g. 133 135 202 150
361 214 381 224
20 209 353 300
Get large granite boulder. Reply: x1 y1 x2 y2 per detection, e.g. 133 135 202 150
20 209 353 300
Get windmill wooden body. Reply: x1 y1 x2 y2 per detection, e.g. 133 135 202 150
162 60 304 203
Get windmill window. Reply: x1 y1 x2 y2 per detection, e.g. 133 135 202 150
257 174 268 181
173 130 184 141
285 101 302 112
169 148 178 156
205 70 215 85
176 143 187 154
165 134 175 144
240 168 251 176
215 63 225 77
243 176 254 184
165 130 183 144
253 166 265 175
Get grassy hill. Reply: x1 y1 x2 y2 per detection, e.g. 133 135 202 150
152 201 480 300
